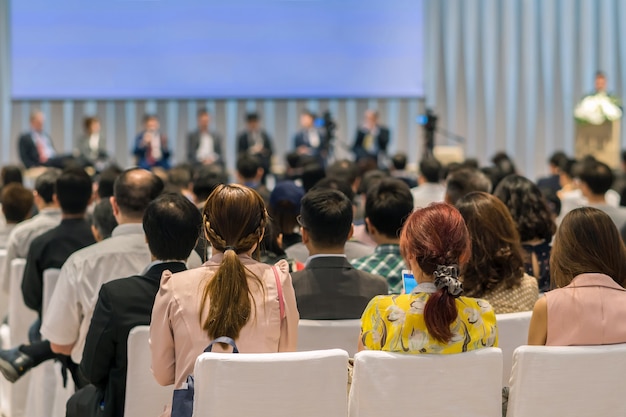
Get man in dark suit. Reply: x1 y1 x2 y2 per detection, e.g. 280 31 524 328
0 167 95 384
133 114 171 170
18 110 58 169
70 193 202 417
293 110 328 165
237 112 273 176
187 108 223 167
291 188 388 320
352 109 390 167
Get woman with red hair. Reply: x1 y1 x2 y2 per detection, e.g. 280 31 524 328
358 203 497 353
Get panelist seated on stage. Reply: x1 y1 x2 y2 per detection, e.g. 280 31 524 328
293 110 328 159
237 112 273 175
187 108 223 166
75 116 109 171
133 114 171 170
18 110 58 169
352 109 390 164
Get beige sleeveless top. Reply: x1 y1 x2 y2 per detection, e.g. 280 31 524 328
545 273 626 346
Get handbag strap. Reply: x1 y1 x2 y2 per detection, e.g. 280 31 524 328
272 266 285 319
204 336 239 353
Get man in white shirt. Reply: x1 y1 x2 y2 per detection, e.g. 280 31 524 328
1 169 61 295
187 108 223 166
411 157 445 209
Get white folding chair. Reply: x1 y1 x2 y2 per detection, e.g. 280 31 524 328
124 326 173 417
297 319 361 357
349 348 503 417
24 268 72 417
507 344 626 417
496 311 532 386
1 258 35 417
193 349 349 417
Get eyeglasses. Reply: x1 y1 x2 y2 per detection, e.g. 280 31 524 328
296 215 306 229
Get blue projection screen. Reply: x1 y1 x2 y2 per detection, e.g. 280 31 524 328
11 0 424 99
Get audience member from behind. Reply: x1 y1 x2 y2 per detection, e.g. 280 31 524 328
0 184 34 247
71 194 202 417
167 165 195 201
537 151 568 195
0 168 95 384
1 165 23 188
456 192 538 313
389 152 417 188
96 165 122 201
352 178 414 294
291 189 388 319
236 154 270 204
576 158 626 233
411 157 445 209
133 114 171 170
40 168 173 369
444 168 492 206
2 169 61 295
150 185 299 415
494 175 557 292
187 108 223 166
528 207 626 346
359 203 497 353
287 177 375 262
259 220 303 272
90 199 117 241
269 181 305 249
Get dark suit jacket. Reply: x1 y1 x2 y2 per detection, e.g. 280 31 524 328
22 218 95 317
293 129 329 153
187 129 223 164
19 132 57 168
291 256 388 320
80 261 187 417
133 131 171 170
237 130 273 169
352 126 390 161
536 174 561 195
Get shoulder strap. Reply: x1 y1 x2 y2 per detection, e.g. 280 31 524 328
204 336 239 353
272 266 285 319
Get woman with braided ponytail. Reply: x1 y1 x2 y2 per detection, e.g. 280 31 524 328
359 203 497 353
150 184 299 415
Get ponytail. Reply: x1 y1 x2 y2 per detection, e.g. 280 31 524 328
423 264 462 344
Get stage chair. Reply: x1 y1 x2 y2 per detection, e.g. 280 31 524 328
193 349 349 417
496 311 532 386
349 348 502 417
506 344 626 417
124 326 173 417
297 319 361 357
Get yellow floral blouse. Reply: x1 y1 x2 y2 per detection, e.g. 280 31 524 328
360 291 498 353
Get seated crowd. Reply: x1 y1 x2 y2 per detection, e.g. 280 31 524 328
0 147 624 417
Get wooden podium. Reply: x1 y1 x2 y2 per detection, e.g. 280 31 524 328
575 120 621 169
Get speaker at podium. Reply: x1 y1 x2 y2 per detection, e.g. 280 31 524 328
575 120 621 169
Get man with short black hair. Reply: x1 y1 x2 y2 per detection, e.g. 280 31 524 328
90 199 117 241
291 189 388 319
2 169 62 294
0 184 34 246
352 178 414 294
73 193 202 417
445 168 492 206
577 159 626 232
0 167 96 383
236 154 270 204
411 157 445 209
40 169 199 371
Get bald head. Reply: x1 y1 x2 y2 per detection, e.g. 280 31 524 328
113 168 164 220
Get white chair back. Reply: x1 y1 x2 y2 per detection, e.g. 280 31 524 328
349 348 503 417
3 258 34 417
24 268 71 417
507 344 626 417
0 249 8 319
41 268 61 317
193 349 349 417
496 311 532 386
124 326 173 417
297 319 361 357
